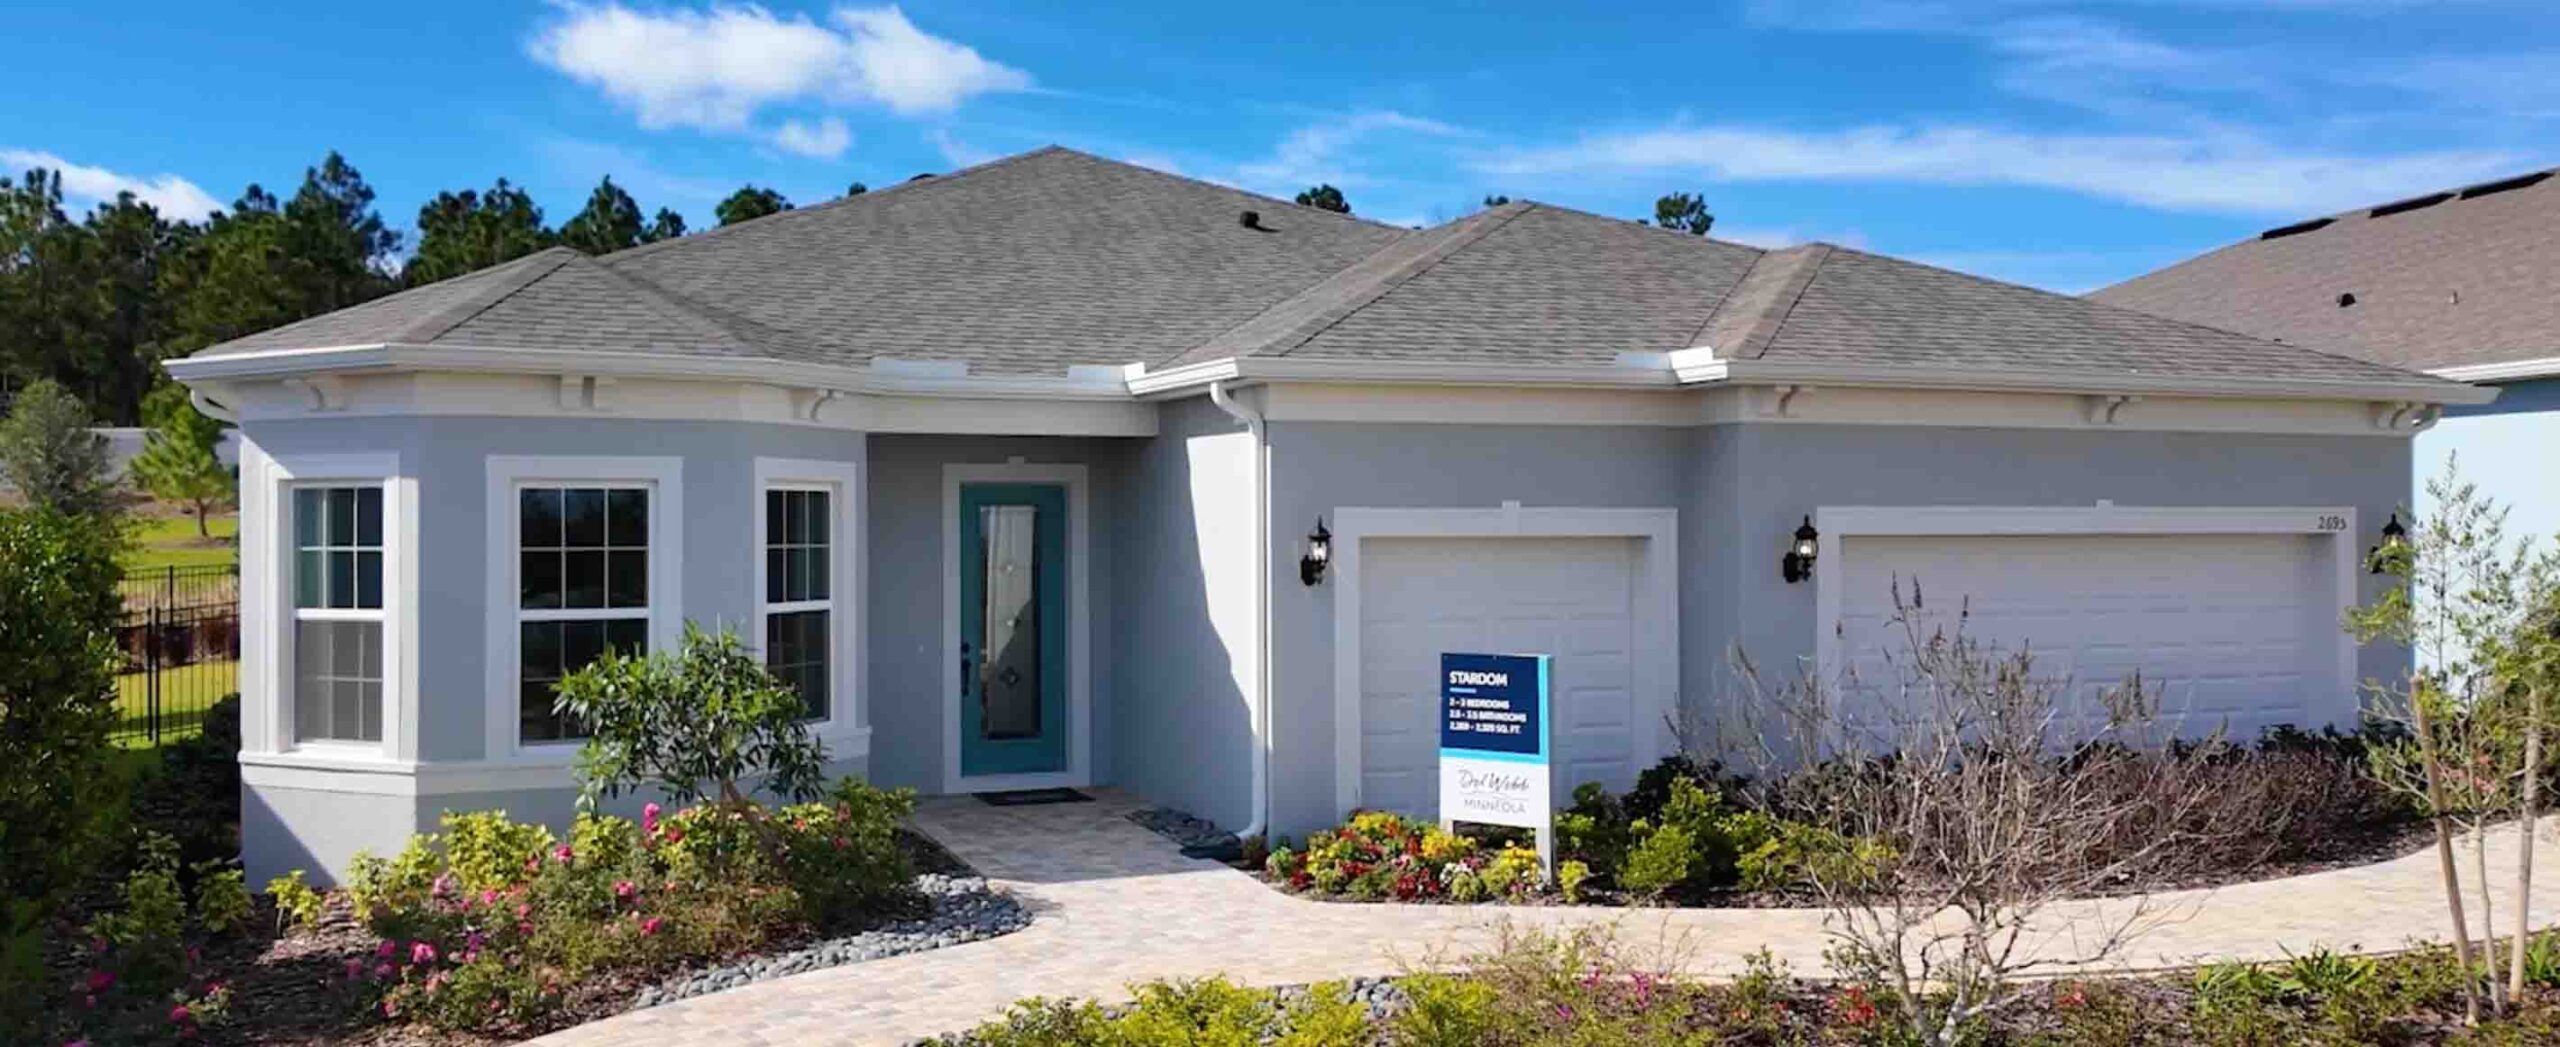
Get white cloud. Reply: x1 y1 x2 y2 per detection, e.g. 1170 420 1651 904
1711 224 1871 250
832 7 1030 114
1238 111 1464 190
0 149 223 221
1475 124 2522 215
772 116 853 159
927 128 998 168
530 3 1028 136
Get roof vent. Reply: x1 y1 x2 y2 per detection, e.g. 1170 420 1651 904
2457 170 2554 200
2337 292 2357 308
2369 191 2453 218
2259 217 2334 239
1239 210 1265 231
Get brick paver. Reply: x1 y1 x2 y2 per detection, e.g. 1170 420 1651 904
530 791 2560 1046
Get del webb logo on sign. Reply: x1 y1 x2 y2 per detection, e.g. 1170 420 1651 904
1437 652 1552 831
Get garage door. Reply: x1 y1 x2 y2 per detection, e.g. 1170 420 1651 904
1357 536 1646 820
1834 532 2346 739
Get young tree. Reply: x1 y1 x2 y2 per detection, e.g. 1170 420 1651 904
0 508 126 1036
2351 460 2545 1019
553 623 830 810
1716 584 2253 1045
844 181 869 198
714 185 791 226
1652 191 1714 235
128 382 230 535
405 179 553 285
0 378 116 519
1295 184 1351 214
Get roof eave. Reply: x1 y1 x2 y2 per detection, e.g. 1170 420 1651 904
2430 356 2560 384
162 343 1139 402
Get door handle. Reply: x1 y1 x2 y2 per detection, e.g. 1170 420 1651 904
958 642 972 697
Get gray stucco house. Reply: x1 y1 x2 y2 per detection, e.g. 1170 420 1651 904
166 147 2487 884
2093 166 2559 548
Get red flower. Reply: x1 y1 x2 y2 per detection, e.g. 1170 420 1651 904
84 969 114 993
169 1003 192 1025
640 916 664 936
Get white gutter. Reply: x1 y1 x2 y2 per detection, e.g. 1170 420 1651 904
171 338 2497 408
163 343 1139 402
1206 380 1271 843
2431 356 2560 384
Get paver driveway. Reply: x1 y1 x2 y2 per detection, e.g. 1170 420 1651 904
530 790 2560 1046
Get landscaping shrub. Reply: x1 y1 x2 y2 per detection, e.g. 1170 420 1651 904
553 623 832 808
125 694 245 871
0 507 127 1036
341 781 914 1034
52 831 245 1044
1264 810 1545 902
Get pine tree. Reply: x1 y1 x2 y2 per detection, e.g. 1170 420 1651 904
560 176 649 255
128 382 230 536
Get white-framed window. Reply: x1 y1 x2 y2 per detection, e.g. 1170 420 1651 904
514 485 652 742
762 486 833 720
485 456 683 758
753 457 862 742
290 484 386 743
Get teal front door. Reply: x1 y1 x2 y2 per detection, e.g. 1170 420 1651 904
958 483 1069 778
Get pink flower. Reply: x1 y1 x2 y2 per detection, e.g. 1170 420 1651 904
374 963 394 980
63 1039 90 1047
85 969 114 993
643 802 662 832
615 880 637 900
81 995 97 1009
553 843 575 864
343 958 363 981
169 1004 192 1025
382 998 399 1018
640 916 663 936
663 826 684 845
410 941 438 965
481 888 500 906
375 940 398 959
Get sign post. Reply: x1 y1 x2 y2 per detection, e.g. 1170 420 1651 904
1436 651 1555 878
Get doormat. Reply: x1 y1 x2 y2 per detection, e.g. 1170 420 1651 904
974 788 1093 807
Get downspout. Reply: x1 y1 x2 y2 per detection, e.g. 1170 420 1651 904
1207 380 1271 842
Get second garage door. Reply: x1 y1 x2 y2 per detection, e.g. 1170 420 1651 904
1356 536 1652 820
1832 531 2350 740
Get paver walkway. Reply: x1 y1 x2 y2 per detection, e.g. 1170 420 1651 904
532 790 2560 1046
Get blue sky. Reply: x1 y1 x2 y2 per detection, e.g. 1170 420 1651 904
5 0 2555 292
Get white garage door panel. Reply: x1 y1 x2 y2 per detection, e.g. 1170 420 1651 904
1359 537 1640 820
1836 533 2339 739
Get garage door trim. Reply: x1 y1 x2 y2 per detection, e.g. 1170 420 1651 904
1331 503 1679 818
1811 503 2360 715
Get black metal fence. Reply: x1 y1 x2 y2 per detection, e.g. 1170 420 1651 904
114 564 241 746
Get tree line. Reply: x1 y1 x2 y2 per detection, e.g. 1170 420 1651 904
0 150 866 426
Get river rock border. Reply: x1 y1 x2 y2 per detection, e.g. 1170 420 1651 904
634 874 1030 1009
1126 806 1243 862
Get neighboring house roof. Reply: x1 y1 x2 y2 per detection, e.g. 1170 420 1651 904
2090 167 2560 377
184 145 2468 400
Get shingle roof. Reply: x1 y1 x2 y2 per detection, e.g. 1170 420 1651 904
2090 167 2560 372
189 146 2459 394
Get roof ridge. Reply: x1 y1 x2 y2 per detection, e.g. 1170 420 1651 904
600 146 1069 267
1041 147 1409 233
1689 243 1828 360
1266 203 1535 357
1172 202 1532 366
389 247 579 344
572 251 792 358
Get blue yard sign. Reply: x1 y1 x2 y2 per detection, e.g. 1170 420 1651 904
1437 652 1555 875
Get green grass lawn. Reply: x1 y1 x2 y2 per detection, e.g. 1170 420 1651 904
112 660 236 747
123 511 239 571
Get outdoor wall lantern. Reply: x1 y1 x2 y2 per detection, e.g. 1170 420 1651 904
2369 512 2408 575
1301 517 1332 586
1781 515 1819 584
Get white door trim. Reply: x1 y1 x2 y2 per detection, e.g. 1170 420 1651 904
940 462 1093 794
1329 502 1680 818
1811 503 2360 712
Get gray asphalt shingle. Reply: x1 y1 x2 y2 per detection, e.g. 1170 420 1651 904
187 146 2459 393
2091 168 2560 372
